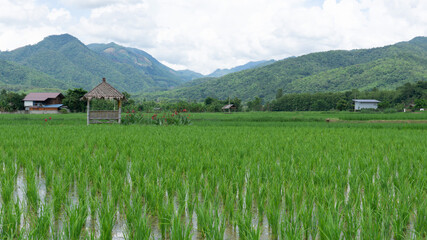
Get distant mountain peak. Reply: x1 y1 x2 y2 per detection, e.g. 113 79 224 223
207 59 275 77
43 33 80 44
36 33 87 52
104 42 121 48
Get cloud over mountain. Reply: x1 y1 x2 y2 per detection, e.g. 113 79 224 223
1 0 426 74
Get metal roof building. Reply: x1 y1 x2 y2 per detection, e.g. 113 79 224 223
352 99 380 110
23 92 64 101
23 92 64 113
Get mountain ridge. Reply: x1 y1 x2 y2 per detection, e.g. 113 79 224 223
0 34 202 93
207 60 276 77
0 34 425 101
138 36 427 101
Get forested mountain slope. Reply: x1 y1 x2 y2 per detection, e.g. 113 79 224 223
0 34 198 93
140 37 427 101
0 59 70 91
87 43 202 83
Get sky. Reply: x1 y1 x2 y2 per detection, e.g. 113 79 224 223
0 0 426 75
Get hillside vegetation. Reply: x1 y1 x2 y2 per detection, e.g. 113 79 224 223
0 34 197 93
0 60 70 91
140 37 427 101
87 43 201 83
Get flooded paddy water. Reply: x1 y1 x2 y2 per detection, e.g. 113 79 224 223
6 168 275 239
2 162 422 239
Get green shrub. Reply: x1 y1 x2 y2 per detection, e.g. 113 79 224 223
122 109 192 125
383 108 397 113
360 108 379 114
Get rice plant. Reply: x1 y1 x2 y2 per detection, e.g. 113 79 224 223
29 203 51 239
237 211 261 240
25 163 39 212
1 201 22 238
98 198 116 240
196 202 225 239
124 195 151 240
64 202 88 240
170 208 192 240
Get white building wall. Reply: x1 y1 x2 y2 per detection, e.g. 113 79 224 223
24 101 34 107
29 110 60 114
355 102 378 110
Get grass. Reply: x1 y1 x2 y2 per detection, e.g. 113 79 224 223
0 111 426 238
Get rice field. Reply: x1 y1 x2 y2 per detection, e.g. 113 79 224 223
0 112 426 239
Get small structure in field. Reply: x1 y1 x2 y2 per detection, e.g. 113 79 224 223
23 92 65 114
81 78 125 125
352 99 380 111
222 104 236 113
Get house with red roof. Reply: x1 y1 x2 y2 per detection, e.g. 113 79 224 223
23 92 65 114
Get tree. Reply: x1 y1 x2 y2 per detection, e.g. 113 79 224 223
247 97 263 111
122 91 135 107
63 88 87 112
311 99 328 111
0 90 25 112
414 99 426 109
231 97 242 111
336 99 348 111
0 89 8 111
276 88 283 99
204 97 215 105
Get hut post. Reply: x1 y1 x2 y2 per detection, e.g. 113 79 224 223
87 98 91 125
228 97 231 113
118 99 122 124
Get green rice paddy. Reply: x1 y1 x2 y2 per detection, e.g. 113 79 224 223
0 112 426 239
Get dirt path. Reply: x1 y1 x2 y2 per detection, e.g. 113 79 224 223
336 119 427 124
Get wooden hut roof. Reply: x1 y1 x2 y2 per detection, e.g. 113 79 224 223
81 78 125 100
222 104 236 110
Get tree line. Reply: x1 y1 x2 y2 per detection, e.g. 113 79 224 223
1 81 426 113
269 81 427 111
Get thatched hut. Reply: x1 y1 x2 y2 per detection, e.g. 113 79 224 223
81 78 125 125
222 104 236 113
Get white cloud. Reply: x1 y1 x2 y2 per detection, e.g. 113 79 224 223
48 8 72 22
59 0 140 9
0 0 426 74
72 2 156 47
160 60 187 71
0 0 71 50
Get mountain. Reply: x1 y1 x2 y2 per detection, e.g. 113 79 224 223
0 34 201 93
2 34 426 100
175 70 204 81
87 42 202 83
207 60 275 77
139 37 427 102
